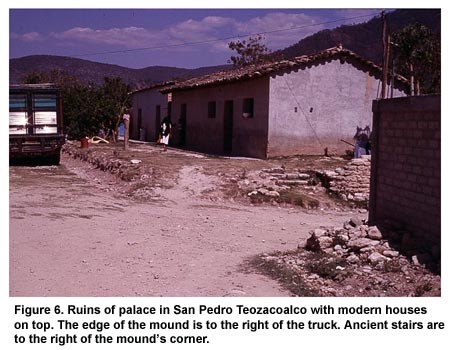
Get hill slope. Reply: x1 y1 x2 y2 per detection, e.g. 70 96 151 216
9 55 231 86
275 9 441 64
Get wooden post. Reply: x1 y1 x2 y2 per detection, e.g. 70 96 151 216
123 113 130 151
384 33 391 97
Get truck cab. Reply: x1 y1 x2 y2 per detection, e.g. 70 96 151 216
9 84 65 164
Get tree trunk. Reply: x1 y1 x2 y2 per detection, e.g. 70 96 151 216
124 118 129 151
410 63 415 96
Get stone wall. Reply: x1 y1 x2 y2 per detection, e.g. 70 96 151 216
319 155 371 204
369 95 441 254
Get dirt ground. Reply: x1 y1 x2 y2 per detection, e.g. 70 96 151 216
9 141 440 297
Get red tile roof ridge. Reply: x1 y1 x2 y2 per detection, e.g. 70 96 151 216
160 45 408 93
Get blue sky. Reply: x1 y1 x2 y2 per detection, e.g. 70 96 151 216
9 8 383 69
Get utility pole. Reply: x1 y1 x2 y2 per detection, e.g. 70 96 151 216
381 11 390 99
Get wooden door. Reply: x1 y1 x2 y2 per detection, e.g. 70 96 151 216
223 100 233 154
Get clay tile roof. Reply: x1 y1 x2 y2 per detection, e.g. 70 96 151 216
160 45 408 93
129 80 176 95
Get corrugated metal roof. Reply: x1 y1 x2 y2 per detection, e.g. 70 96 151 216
9 83 60 91
160 45 408 93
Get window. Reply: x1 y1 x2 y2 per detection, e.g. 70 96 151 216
9 94 27 109
33 94 57 109
242 98 254 118
207 101 216 118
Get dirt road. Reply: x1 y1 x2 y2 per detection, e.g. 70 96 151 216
9 152 357 297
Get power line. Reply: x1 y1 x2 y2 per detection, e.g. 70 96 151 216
72 12 380 58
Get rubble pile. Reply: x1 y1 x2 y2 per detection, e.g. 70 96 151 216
62 142 143 182
318 155 371 203
241 167 318 199
257 218 440 297
234 167 324 208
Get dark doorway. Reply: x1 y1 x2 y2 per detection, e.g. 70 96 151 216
155 105 161 141
178 103 187 147
223 100 233 154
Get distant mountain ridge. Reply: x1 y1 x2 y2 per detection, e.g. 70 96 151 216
9 9 440 87
9 54 231 87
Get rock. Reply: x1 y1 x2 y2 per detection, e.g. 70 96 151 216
349 217 363 227
313 228 327 237
368 226 383 240
264 167 285 174
285 173 301 180
360 246 375 254
348 227 366 239
304 234 321 252
334 244 343 252
317 236 334 249
361 265 373 273
382 250 399 258
298 173 311 180
265 190 280 197
257 188 269 195
276 179 309 186
344 222 353 230
348 237 379 250
411 255 420 266
346 254 360 264
336 233 350 243
416 253 432 265
368 252 388 265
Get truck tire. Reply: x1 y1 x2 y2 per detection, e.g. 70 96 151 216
48 152 61 165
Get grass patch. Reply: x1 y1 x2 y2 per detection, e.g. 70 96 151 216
246 251 320 297
304 252 350 281
249 190 320 209
278 190 319 208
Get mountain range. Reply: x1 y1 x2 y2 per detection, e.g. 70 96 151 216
9 9 440 87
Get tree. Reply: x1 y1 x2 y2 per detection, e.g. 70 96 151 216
228 35 272 67
96 77 131 142
392 23 440 95
63 83 102 140
19 72 131 141
21 69 80 88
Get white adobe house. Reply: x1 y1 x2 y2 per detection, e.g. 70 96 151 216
154 45 408 158
129 82 173 142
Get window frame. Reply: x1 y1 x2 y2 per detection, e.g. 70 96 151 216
207 101 216 119
242 98 254 118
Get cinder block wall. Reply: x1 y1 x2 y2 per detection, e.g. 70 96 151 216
369 95 441 250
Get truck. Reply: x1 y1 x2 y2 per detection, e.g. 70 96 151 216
9 84 65 164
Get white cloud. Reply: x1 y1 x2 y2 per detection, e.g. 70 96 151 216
233 12 326 49
50 26 160 48
10 31 44 42
22 11 372 54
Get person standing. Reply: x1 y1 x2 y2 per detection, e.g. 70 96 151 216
122 109 131 151
160 116 172 152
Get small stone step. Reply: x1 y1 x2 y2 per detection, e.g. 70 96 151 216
276 179 309 186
